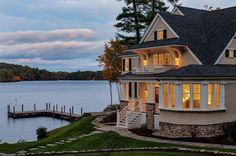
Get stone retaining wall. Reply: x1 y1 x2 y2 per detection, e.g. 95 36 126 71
157 122 224 138
146 103 155 130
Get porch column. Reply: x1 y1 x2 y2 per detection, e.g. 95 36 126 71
131 82 135 99
220 83 225 109
175 82 182 109
120 82 124 100
147 82 151 103
124 82 127 101
151 82 155 103
159 82 164 109
201 83 208 110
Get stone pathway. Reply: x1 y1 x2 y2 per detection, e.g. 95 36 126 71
15 130 104 155
92 116 236 150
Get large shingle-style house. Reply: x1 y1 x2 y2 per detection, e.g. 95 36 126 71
117 6 236 138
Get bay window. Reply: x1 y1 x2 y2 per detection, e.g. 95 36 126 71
215 84 220 109
170 84 175 108
193 84 201 109
208 84 213 109
160 82 225 111
163 84 169 108
182 84 190 109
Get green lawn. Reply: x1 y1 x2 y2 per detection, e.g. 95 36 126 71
0 116 95 153
63 151 206 156
0 116 236 156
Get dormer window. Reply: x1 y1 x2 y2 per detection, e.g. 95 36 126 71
154 30 167 40
225 49 236 58
123 58 131 72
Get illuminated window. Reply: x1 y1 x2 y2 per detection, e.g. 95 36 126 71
125 59 130 71
193 84 201 109
158 53 164 65
182 84 190 109
152 54 158 65
154 30 167 40
215 84 220 109
165 53 171 65
163 84 169 108
225 49 235 58
208 84 213 109
170 84 175 108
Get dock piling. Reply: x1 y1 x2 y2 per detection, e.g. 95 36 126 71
46 103 48 110
56 104 58 111
34 104 36 111
7 105 10 113
53 105 55 112
13 106 15 113
63 105 66 113
81 107 83 115
21 105 24 112
72 106 74 114
69 108 71 117
61 107 63 117
49 103 51 110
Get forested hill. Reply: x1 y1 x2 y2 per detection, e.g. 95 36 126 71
0 63 104 82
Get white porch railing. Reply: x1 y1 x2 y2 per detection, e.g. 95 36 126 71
132 65 176 74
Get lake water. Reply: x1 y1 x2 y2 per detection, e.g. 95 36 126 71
0 81 119 143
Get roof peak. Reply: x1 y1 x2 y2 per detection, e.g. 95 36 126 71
176 5 236 13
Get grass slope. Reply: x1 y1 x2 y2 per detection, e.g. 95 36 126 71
1 116 236 156
63 151 206 156
0 116 95 153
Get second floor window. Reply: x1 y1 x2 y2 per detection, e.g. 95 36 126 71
225 49 236 58
154 30 167 40
123 58 132 72
152 52 172 65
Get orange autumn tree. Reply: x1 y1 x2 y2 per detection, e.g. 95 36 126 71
97 39 127 106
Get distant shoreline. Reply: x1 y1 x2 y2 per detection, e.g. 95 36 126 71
0 62 104 82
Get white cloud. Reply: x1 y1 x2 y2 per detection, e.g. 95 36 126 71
0 29 95 44
0 41 105 60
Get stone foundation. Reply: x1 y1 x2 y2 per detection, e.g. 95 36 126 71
155 122 224 138
146 103 155 130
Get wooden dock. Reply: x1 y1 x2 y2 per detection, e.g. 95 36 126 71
7 104 83 121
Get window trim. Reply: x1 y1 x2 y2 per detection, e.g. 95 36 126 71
154 29 167 40
160 81 225 112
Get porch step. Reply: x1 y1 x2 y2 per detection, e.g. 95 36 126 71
118 112 142 128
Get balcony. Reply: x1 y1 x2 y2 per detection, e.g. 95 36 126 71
132 65 176 74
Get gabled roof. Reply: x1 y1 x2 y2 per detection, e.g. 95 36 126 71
127 6 236 65
157 65 236 78
128 38 184 50
120 65 236 80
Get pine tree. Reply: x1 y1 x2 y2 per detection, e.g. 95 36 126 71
145 0 168 26
115 0 172 46
115 0 148 45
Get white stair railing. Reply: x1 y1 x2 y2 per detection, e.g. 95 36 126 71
117 105 128 127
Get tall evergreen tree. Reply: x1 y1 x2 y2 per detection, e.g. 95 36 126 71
115 0 171 46
115 0 148 45
145 0 168 26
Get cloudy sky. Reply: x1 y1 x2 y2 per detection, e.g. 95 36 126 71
0 0 235 71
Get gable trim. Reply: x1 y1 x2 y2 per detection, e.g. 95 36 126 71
214 33 236 65
185 46 203 65
140 14 180 43
171 7 184 16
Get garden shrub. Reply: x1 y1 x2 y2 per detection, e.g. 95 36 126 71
36 126 47 140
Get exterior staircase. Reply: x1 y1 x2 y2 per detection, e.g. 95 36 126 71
117 111 142 128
